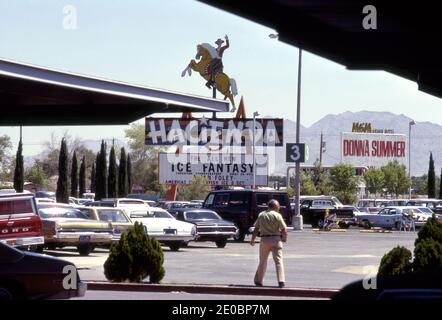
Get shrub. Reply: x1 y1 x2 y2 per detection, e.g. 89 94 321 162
104 222 165 283
415 216 442 247
413 238 442 273
378 246 413 276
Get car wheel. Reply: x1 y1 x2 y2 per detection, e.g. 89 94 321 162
169 242 181 251
317 219 325 229
215 239 227 248
395 221 402 231
77 244 94 256
363 220 371 229
338 222 349 229
0 287 13 301
34 245 44 254
233 229 245 242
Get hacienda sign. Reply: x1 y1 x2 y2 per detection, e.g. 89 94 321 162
145 117 283 146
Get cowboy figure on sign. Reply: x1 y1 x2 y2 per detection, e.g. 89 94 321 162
205 35 230 89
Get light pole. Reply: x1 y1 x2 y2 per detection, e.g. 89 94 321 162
252 111 260 189
294 48 302 220
408 120 415 199
269 33 303 222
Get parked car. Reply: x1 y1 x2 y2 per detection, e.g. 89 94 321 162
356 206 419 230
0 242 86 300
159 201 191 211
38 207 113 255
128 207 196 251
174 208 237 248
34 191 55 199
77 206 134 241
88 198 149 208
356 198 390 208
35 198 56 204
407 199 442 214
203 189 293 241
81 193 95 199
300 196 356 228
357 207 382 214
0 193 44 251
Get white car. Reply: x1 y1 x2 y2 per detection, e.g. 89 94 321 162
127 207 196 251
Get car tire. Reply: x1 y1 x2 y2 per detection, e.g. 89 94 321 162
338 222 350 229
77 244 94 256
34 245 44 254
233 229 245 242
395 221 402 231
363 220 371 229
215 239 228 248
0 287 14 301
169 242 181 251
317 219 325 229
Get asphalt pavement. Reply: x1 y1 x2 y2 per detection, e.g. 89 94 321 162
44 226 417 292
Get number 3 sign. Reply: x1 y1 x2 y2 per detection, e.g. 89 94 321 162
286 143 308 163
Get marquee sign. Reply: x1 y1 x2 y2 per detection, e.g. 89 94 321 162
158 153 269 186
145 117 283 147
341 132 407 167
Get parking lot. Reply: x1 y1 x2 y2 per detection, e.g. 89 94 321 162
44 227 417 290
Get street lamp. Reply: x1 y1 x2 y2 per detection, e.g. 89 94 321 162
269 32 303 224
252 111 260 189
409 120 415 199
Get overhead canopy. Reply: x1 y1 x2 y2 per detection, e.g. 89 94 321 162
0 58 229 126
199 0 442 98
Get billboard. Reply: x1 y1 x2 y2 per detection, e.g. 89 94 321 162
145 117 283 146
341 132 407 167
158 153 268 186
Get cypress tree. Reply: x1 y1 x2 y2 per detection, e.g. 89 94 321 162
79 156 86 198
70 151 78 198
439 169 442 200
56 138 69 203
13 138 24 193
90 161 96 193
118 147 128 197
428 152 436 198
95 141 107 200
108 144 118 198
127 153 132 194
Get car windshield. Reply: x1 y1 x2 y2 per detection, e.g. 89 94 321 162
38 208 89 219
418 207 434 214
130 210 173 219
97 209 129 222
185 211 220 220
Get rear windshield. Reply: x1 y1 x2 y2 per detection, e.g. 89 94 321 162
39 208 88 219
186 211 220 220
118 200 145 205
97 209 129 223
0 198 34 216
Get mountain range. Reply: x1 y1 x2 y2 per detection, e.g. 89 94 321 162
274 111 442 177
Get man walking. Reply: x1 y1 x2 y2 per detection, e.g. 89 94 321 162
250 199 287 288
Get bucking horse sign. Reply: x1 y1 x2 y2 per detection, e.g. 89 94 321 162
181 36 238 112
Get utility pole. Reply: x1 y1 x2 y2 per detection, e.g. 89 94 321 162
319 132 323 166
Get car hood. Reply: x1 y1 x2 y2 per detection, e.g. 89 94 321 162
132 217 194 231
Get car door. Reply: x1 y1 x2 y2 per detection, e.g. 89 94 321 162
381 208 397 228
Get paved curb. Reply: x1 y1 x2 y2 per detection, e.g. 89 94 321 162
85 281 338 299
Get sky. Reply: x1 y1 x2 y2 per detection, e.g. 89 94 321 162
1 0 442 156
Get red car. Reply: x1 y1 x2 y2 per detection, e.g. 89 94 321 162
0 192 44 251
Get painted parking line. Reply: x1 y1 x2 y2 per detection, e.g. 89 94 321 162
333 265 379 275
